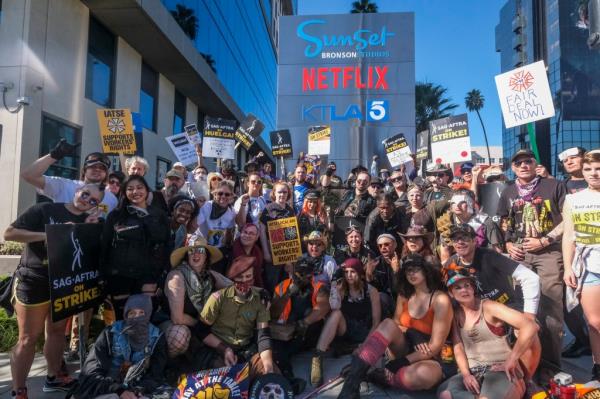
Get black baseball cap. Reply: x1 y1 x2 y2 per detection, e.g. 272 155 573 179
510 149 535 163
84 152 111 169
449 223 476 239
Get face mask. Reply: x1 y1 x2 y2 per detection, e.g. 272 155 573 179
123 315 149 352
234 280 254 296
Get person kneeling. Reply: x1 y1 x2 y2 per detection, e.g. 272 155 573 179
68 295 168 399
437 271 539 399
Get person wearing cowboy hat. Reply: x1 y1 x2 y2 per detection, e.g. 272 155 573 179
311 258 381 386
424 163 454 204
200 255 276 380
438 270 538 399
399 225 438 265
300 230 339 285
160 237 229 360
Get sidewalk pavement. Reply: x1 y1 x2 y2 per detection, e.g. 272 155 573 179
0 333 593 398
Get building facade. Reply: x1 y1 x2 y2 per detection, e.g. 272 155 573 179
496 0 600 176
0 0 289 233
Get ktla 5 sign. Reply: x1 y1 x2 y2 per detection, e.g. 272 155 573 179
303 99 389 122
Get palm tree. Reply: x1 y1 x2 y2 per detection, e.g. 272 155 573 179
350 0 378 13
465 89 491 163
201 53 217 74
170 4 198 40
415 82 459 132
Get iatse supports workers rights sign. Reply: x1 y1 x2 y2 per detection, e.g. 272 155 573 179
267 217 302 265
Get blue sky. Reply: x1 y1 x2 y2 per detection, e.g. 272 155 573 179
298 0 507 146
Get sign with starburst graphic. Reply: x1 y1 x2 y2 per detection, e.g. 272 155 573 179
495 60 555 128
96 108 137 154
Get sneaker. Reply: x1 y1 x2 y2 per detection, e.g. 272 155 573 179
42 374 77 392
310 352 324 387
65 349 80 363
11 387 27 399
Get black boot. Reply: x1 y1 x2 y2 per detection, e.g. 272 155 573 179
592 364 600 381
337 355 369 399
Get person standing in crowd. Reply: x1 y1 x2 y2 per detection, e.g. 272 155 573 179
333 222 374 267
389 168 410 209
107 171 125 195
338 255 453 398
151 169 186 214
563 150 600 380
261 162 276 184
336 170 376 224
443 224 541 377
232 223 264 288
197 180 236 273
168 195 198 249
200 256 276 380
424 164 453 203
497 149 566 381
68 295 168 399
366 234 401 317
293 164 313 215
344 164 369 190
206 171 223 198
399 225 438 265
311 258 381 386
320 161 343 189
406 184 427 222
259 182 295 292
234 172 266 228
124 155 149 177
300 231 338 285
451 162 475 192
161 238 228 360
560 146 588 193
367 177 384 199
270 258 330 390
364 193 409 255
102 176 170 318
5 184 104 398
20 141 117 216
298 190 329 239
558 146 592 358
437 271 539 399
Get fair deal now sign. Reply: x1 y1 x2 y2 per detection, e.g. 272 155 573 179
495 60 555 129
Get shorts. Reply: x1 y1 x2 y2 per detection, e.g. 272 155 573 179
583 270 600 286
437 369 524 399
12 266 50 306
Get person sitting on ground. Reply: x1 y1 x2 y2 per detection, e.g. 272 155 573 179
270 258 330 391
300 230 338 285
400 225 439 266
68 295 168 399
311 258 380 386
231 223 264 288
168 195 199 249
160 237 229 361
298 190 330 240
200 256 276 381
338 254 454 398
107 171 125 195
364 193 409 255
5 184 104 399
437 271 539 399
333 222 374 266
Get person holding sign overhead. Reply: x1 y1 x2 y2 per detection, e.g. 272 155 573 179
4 184 104 398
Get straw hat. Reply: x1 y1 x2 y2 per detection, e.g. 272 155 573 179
170 236 223 267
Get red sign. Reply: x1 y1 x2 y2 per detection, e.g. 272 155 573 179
302 66 388 91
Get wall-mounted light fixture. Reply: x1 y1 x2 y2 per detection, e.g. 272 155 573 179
0 82 31 114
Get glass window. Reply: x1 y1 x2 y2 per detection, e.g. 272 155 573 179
40 114 82 179
140 62 158 132
85 17 115 106
173 90 186 134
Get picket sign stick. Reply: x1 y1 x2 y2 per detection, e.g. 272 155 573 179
78 311 86 369
526 123 541 163
234 142 241 151
280 156 286 180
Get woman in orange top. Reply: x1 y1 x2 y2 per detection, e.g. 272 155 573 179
337 254 454 398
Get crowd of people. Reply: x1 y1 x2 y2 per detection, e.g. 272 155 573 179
3 138 600 399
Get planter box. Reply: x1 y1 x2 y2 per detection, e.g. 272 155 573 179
0 255 20 276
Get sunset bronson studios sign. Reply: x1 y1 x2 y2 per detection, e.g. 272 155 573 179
277 13 415 174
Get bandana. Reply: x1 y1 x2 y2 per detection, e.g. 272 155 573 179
124 316 149 352
234 280 253 296
176 263 213 313
210 202 229 220
516 176 541 202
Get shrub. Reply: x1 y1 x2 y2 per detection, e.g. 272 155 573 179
0 241 24 255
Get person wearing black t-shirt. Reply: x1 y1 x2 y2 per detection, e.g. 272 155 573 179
497 149 567 379
442 223 541 379
4 184 104 398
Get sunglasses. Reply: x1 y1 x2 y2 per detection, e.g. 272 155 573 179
391 177 403 183
215 192 232 197
451 235 473 243
108 179 120 185
404 266 423 275
345 226 361 235
513 159 534 166
211 177 222 182
80 191 99 207
435 173 446 178
188 247 207 256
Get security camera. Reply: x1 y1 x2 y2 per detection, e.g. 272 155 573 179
16 96 30 106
